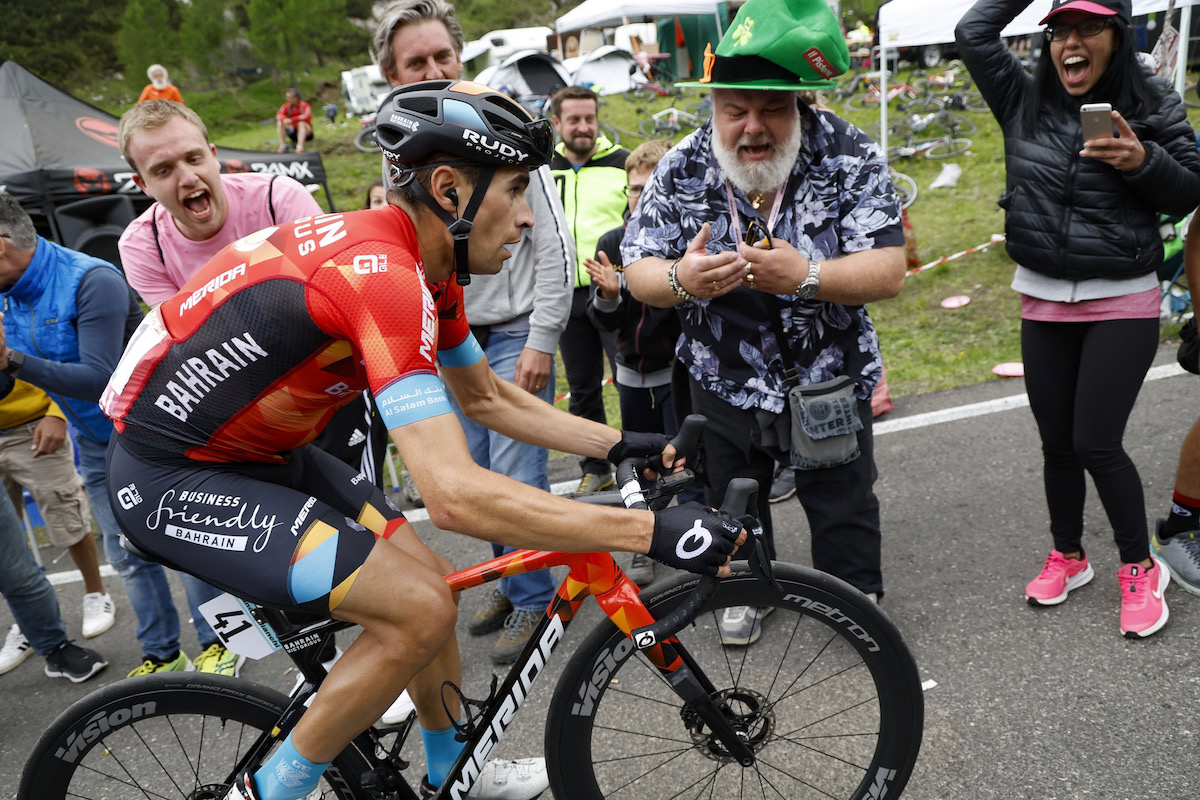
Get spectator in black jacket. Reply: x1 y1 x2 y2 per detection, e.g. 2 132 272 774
957 0 1200 638
586 139 697 585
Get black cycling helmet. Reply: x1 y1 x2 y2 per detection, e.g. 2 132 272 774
375 80 553 286
376 79 553 175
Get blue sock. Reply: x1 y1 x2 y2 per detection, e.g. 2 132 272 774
252 732 331 800
421 722 465 786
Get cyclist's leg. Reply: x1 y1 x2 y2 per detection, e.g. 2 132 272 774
290 444 464 732
107 437 458 787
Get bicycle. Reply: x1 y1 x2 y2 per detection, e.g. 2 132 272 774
890 169 918 210
20 417 924 800
638 106 703 139
888 127 973 162
844 76 923 113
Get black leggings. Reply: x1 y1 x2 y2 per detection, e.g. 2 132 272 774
1021 317 1157 563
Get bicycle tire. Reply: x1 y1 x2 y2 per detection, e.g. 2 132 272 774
354 125 379 153
545 564 924 800
960 91 989 113
19 672 375 800
925 137 972 159
639 118 680 139
599 123 621 148
845 92 881 113
891 170 918 209
1185 82 1200 109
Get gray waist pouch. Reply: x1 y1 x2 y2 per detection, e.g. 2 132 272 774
788 375 862 470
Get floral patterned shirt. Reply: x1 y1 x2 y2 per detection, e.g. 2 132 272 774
621 106 903 413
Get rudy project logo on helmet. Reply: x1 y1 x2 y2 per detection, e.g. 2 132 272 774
676 519 713 561
461 129 531 163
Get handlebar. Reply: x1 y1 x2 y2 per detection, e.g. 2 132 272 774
605 414 777 650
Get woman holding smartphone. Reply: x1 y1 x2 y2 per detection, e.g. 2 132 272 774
956 0 1200 637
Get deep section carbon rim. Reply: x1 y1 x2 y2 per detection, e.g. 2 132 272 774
546 564 924 800
19 673 371 799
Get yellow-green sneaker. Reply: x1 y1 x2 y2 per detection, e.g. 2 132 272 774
193 643 244 677
126 649 190 677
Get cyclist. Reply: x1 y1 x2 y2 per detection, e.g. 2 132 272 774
102 80 745 800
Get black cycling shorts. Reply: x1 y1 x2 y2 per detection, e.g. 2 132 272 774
107 433 407 615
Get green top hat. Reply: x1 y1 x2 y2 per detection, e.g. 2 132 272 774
680 0 849 91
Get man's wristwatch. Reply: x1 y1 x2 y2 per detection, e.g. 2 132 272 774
796 260 822 300
2 349 24 375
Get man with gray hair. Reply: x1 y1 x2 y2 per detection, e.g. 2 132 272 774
374 0 574 666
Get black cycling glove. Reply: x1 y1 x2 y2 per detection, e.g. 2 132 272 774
607 430 672 468
649 502 741 576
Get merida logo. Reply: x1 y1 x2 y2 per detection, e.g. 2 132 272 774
54 702 156 763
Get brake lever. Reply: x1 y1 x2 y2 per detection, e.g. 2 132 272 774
616 414 707 510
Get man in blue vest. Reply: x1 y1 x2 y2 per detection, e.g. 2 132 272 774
0 191 238 677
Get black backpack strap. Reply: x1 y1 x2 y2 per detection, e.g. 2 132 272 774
150 205 167 268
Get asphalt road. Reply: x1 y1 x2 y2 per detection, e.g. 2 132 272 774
2 349 1197 800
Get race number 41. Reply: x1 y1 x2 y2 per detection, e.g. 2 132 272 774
198 593 282 660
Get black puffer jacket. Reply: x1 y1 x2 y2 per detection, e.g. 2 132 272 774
956 0 1200 281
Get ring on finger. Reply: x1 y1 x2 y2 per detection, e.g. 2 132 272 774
712 280 720 293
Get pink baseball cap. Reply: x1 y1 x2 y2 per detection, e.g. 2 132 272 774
1039 0 1131 25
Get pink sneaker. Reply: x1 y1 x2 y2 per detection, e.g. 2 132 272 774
1118 560 1170 638
1025 550 1094 605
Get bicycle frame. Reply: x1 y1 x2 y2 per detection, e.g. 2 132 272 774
232 545 748 800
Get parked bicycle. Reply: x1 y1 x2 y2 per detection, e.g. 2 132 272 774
638 106 703 139
20 416 924 800
889 129 973 161
891 169 919 210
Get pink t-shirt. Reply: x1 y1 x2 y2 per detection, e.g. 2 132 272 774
118 172 323 305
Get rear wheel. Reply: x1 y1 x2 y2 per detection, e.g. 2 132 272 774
19 673 373 799
891 170 918 209
354 124 379 152
925 136 973 159
545 564 924 800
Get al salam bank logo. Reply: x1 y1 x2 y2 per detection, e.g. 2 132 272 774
75 117 120 148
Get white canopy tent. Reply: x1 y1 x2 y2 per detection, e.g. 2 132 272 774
874 0 1198 150
555 0 724 34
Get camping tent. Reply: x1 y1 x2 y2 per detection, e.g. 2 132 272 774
0 61 335 247
879 0 1198 49
563 45 644 94
874 0 1198 148
555 0 723 32
474 50 573 104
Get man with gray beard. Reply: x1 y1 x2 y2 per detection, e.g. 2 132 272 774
623 0 906 646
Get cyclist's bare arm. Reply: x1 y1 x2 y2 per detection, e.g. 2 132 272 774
440 357 679 467
390 409 655 554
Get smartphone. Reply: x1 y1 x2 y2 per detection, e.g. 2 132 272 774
1080 102 1114 142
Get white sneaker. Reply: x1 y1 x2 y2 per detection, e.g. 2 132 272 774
82 592 116 638
469 758 549 799
290 646 342 696
0 624 33 675
380 688 415 725
717 605 774 646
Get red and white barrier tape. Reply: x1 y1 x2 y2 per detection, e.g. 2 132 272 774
906 234 1006 277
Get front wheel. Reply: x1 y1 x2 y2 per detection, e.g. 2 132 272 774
925 137 972 159
19 673 374 799
354 124 379 152
545 564 924 800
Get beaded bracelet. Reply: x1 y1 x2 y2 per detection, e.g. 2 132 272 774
668 258 699 303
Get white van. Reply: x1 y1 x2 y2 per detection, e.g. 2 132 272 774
341 64 390 117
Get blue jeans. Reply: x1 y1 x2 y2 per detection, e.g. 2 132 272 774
80 435 221 660
448 329 556 610
0 487 67 655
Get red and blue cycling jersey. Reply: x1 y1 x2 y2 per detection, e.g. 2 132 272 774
102 205 482 463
